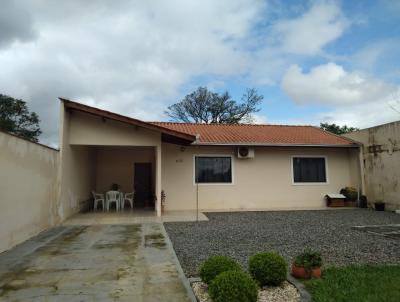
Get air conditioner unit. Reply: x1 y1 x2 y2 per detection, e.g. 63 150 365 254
237 147 254 159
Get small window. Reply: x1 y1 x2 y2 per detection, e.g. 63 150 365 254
293 157 327 183
195 156 232 184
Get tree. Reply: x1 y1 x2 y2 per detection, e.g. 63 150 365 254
0 94 42 142
320 122 359 135
165 87 263 124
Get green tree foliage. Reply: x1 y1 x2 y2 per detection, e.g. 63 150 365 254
0 94 42 142
320 122 359 135
165 87 263 124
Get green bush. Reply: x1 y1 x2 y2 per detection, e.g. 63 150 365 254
199 256 241 284
294 248 322 272
340 187 358 201
249 251 287 286
209 270 258 302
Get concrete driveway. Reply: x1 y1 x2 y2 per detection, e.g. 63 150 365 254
0 223 194 302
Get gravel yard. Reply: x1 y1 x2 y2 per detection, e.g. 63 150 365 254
164 209 400 277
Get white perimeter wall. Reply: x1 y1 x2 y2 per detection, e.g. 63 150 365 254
0 131 60 253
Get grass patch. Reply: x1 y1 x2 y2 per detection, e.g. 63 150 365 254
305 265 400 302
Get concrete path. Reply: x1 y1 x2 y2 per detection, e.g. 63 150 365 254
0 223 194 301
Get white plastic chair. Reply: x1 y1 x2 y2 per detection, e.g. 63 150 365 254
106 190 120 211
92 191 105 211
122 192 134 210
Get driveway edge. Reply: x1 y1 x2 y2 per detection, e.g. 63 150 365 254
287 275 312 302
161 223 197 302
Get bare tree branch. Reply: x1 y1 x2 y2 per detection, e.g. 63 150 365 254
165 87 263 124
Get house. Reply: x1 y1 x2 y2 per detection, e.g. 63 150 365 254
58 98 362 217
344 121 400 210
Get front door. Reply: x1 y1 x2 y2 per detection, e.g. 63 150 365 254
134 163 153 208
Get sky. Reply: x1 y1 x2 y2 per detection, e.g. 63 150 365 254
1 0 400 146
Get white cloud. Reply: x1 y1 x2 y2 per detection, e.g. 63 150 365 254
247 1 349 86
273 1 348 55
317 100 400 129
0 0 265 144
282 62 400 128
282 62 398 105
251 113 268 124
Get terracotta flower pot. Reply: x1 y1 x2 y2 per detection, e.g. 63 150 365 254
291 264 321 279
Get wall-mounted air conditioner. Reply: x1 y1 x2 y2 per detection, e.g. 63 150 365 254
237 147 254 159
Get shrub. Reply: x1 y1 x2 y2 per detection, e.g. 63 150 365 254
199 256 241 284
209 270 258 302
340 187 358 201
294 248 322 272
249 251 287 286
359 195 368 208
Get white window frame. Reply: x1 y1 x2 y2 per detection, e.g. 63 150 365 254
193 154 234 185
291 155 329 185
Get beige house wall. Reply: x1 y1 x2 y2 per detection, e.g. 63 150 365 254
95 147 155 194
69 111 161 146
58 108 96 219
0 131 60 253
162 143 360 211
344 121 400 210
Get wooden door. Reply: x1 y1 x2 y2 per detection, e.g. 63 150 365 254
134 163 153 207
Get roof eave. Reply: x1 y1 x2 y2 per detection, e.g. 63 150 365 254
60 98 196 142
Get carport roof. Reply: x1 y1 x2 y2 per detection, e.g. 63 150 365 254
60 98 196 144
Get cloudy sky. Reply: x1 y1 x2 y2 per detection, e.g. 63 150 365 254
1 0 400 146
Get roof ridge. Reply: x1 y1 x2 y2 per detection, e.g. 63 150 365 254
150 122 315 127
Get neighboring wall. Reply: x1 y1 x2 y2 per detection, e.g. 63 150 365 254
344 121 400 210
0 131 60 253
162 143 360 211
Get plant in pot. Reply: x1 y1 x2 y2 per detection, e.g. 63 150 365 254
110 183 120 191
161 190 166 214
374 200 385 211
359 195 368 208
291 248 322 279
340 187 358 206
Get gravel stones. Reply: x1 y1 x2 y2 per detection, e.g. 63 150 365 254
164 209 400 277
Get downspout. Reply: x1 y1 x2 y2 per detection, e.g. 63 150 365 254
195 134 200 221
358 144 366 198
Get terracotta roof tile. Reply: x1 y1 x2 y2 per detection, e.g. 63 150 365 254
151 122 358 146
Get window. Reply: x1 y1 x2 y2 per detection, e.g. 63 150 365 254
195 156 232 184
293 157 327 183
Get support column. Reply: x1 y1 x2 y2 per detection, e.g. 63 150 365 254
155 145 162 217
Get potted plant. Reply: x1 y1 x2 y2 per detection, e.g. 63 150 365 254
291 248 322 279
359 195 368 208
161 190 166 214
374 200 385 211
340 187 358 207
110 183 120 191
